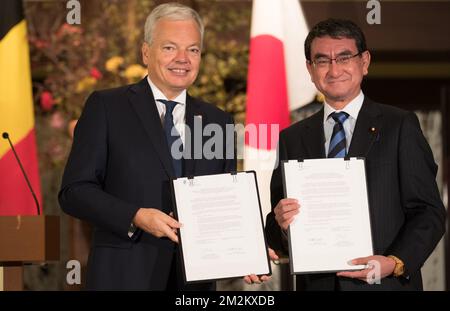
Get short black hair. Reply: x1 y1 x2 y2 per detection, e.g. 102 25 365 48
304 18 367 61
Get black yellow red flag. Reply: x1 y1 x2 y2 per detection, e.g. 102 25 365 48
0 0 42 215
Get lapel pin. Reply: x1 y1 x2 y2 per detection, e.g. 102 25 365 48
369 127 380 141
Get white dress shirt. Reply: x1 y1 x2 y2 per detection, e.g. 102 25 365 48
147 77 186 145
323 91 364 155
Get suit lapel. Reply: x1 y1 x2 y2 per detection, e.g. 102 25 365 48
128 78 175 178
347 97 382 158
303 108 326 158
184 94 206 177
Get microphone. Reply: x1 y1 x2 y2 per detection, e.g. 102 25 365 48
2 132 41 215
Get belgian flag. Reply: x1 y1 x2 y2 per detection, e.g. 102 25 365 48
0 0 42 215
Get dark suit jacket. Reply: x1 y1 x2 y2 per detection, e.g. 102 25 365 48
59 78 236 290
265 97 446 290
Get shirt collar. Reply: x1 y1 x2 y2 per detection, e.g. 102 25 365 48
147 76 186 105
323 91 364 123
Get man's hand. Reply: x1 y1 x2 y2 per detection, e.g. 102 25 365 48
243 248 279 284
133 208 181 243
274 198 300 231
336 255 396 283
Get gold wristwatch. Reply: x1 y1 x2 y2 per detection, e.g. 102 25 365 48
388 255 405 277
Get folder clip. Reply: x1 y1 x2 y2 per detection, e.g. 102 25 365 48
231 171 238 183
298 159 304 170
344 157 351 170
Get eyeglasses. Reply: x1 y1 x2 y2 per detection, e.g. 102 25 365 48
309 52 362 69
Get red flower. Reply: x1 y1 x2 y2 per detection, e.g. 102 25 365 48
57 23 83 37
40 91 55 111
90 67 103 80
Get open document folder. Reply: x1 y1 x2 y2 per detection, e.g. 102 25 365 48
171 171 271 284
282 158 374 274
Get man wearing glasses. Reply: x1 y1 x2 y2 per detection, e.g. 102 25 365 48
265 19 446 290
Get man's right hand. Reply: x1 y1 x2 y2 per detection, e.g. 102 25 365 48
133 208 181 243
274 198 300 231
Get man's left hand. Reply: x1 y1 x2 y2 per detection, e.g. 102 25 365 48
336 255 396 283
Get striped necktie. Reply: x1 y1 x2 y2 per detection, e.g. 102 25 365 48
327 111 349 158
158 99 183 177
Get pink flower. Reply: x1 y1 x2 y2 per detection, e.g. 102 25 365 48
40 91 55 112
49 111 65 129
90 67 103 80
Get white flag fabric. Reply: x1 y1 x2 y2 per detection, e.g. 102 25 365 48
245 0 315 219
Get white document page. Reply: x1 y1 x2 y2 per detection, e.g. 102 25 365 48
172 172 270 282
283 158 373 274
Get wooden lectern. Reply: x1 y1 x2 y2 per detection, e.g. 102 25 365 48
0 215 59 290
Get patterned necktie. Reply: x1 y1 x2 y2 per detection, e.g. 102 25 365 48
327 111 349 158
159 100 183 177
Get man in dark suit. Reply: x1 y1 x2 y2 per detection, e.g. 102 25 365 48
265 18 446 290
59 3 248 290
